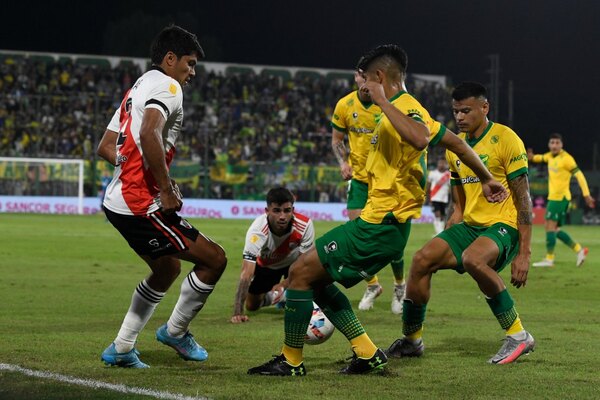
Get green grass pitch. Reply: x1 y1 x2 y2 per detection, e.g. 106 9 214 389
1 214 599 399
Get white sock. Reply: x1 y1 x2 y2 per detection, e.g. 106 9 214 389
114 280 165 353
433 218 443 234
167 272 214 338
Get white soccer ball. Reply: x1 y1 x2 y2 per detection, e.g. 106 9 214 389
305 302 335 345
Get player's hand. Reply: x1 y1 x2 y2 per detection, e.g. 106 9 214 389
340 162 353 180
156 187 182 214
360 81 386 106
584 195 596 209
481 179 508 203
270 284 286 304
526 148 534 161
510 252 530 288
230 314 249 324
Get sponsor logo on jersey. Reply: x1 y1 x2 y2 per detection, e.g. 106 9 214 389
169 83 178 95
352 112 358 120
479 154 489 167
324 241 338 253
498 227 508 236
510 153 527 164
149 239 160 247
333 113 340 120
180 219 192 229
455 160 461 170
370 134 379 145
250 234 259 243
461 175 481 184
116 154 128 165
491 135 499 144
349 127 374 134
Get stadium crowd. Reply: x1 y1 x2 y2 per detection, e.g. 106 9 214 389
0 54 452 164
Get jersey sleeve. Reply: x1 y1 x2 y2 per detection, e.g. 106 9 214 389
242 228 267 263
429 123 447 147
532 152 550 163
446 150 461 186
144 79 183 120
566 154 591 196
106 107 121 132
299 220 316 254
503 132 529 180
331 97 348 133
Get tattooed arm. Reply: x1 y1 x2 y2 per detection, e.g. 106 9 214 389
231 260 257 323
332 128 352 180
507 174 532 288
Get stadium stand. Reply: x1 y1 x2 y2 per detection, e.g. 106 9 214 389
9 49 596 214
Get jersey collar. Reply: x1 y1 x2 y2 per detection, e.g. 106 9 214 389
150 65 167 75
355 91 374 109
466 121 494 147
388 90 407 103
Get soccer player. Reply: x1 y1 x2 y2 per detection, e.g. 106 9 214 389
387 81 535 364
231 187 315 323
248 45 507 376
528 133 595 267
426 158 451 235
96 25 227 368
331 68 405 314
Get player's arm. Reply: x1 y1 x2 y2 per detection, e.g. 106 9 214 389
507 174 532 288
526 148 546 163
440 131 507 203
568 155 595 209
332 128 352 180
573 170 595 208
139 108 181 214
231 259 257 323
361 82 429 150
445 181 465 228
97 129 118 165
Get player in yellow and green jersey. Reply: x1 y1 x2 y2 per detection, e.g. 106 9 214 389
331 69 407 314
388 81 535 365
528 133 595 267
249 46 507 376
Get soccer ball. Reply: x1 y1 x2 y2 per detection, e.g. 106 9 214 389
305 302 335 345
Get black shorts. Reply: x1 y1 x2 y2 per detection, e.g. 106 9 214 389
104 206 200 259
248 265 289 295
431 201 448 217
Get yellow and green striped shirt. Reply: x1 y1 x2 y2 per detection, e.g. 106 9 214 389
361 91 445 224
331 91 381 183
447 121 528 229
531 150 590 201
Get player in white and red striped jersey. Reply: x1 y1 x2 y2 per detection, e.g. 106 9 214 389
426 158 451 235
96 26 227 369
231 187 315 324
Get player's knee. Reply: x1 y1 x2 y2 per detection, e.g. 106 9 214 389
287 261 312 290
210 245 228 273
462 252 484 274
412 248 435 274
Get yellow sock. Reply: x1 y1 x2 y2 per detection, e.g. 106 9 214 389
281 345 303 366
545 253 555 261
366 276 379 285
506 316 524 336
349 333 378 359
573 243 582 252
406 327 423 341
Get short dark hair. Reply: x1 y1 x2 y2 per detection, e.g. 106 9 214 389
266 187 295 205
356 44 408 75
150 25 205 65
549 133 563 141
452 82 488 101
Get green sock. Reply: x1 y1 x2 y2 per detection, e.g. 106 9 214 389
402 299 427 337
546 231 557 254
284 289 314 349
486 289 518 330
557 230 577 250
391 257 404 284
314 284 365 340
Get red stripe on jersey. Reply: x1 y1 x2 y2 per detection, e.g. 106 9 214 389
293 212 310 224
261 223 269 235
258 224 304 267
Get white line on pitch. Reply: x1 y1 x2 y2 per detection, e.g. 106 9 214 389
0 363 209 400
